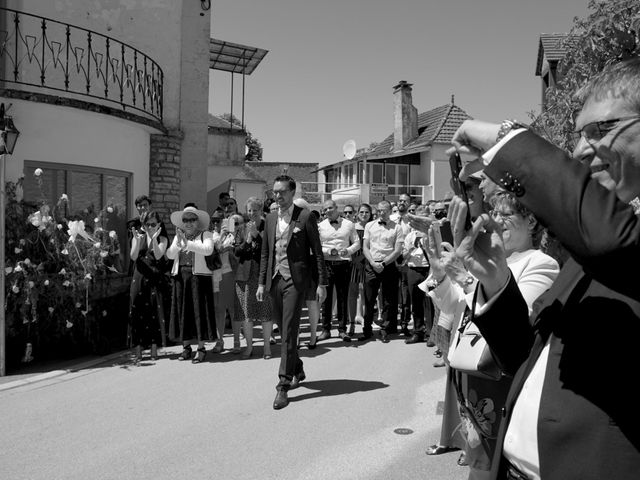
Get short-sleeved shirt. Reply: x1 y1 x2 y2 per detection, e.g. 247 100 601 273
364 219 404 262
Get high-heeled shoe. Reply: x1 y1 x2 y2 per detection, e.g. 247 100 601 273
306 339 317 350
242 346 253 358
192 347 207 364
263 351 272 360
212 339 224 353
178 345 192 361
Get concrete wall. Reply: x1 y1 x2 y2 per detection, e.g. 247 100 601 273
208 128 246 167
2 97 149 206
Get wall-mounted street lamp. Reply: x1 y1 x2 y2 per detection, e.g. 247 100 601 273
1 103 21 376
200 0 211 11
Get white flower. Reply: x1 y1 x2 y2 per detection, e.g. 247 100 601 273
94 217 99 223
19 239 25 246
48 307 54 314
99 250 109 258
5 267 12 274
102 310 108 317
59 268 66 275
66 320 73 328
60 193 68 201
75 302 82 308
109 230 117 239
23 258 31 265
14 247 22 254
28 281 35 288
56 224 63 230
93 242 101 248
67 220 90 242
62 280 70 287
14 265 23 272
34 168 43 177
61 248 69 255
12 285 19 293
107 206 114 213
44 279 50 286
84 273 92 280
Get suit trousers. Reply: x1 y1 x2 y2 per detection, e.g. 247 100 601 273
321 260 351 333
363 263 399 335
270 273 305 391
406 266 433 336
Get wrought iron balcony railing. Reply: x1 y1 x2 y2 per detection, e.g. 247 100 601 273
0 7 163 123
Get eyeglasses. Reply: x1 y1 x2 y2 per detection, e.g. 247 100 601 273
234 222 242 227
572 115 640 145
408 208 416 213
490 210 518 220
182 217 198 223
343 210 354 215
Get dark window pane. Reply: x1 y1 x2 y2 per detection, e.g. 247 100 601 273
23 165 66 207
70 171 102 218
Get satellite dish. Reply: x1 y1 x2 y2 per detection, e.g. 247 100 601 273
343 139 357 160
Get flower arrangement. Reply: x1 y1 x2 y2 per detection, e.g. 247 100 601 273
4 171 129 365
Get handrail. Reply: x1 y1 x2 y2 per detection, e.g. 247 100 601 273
0 7 163 123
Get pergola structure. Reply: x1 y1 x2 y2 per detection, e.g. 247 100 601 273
209 38 268 130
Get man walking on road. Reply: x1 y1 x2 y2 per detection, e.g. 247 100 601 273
257 175 327 410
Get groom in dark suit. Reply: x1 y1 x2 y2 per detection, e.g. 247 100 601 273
257 175 327 410
448 58 640 480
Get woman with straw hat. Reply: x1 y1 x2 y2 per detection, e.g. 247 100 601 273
166 204 215 363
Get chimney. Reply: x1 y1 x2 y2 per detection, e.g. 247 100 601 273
393 80 418 151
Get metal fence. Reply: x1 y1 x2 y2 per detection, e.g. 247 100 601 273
0 7 163 123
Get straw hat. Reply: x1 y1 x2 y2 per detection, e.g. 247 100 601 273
170 206 210 231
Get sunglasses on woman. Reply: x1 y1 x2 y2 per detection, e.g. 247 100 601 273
182 217 198 223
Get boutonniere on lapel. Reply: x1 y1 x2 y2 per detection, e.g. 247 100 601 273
293 226 302 234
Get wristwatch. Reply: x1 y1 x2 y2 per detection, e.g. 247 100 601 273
496 119 527 143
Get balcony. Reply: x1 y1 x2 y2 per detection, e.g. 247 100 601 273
0 7 163 128
299 182 433 208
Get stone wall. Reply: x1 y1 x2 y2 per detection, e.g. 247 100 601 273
150 130 183 234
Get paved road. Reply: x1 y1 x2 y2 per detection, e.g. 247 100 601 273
0 324 468 480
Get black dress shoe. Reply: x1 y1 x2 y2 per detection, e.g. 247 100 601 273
405 334 424 344
291 371 306 389
317 330 331 341
358 333 373 342
425 445 460 455
401 326 412 337
273 391 289 410
380 331 390 343
339 332 351 342
305 340 317 350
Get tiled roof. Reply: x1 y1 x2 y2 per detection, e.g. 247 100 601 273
245 162 319 184
535 33 579 76
365 103 472 159
231 165 265 182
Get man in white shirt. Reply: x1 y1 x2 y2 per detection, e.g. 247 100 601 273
360 200 405 343
317 200 360 342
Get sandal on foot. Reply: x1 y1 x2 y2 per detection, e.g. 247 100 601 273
178 345 193 361
192 347 207 364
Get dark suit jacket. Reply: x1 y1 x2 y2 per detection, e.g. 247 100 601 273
475 131 640 480
259 204 327 293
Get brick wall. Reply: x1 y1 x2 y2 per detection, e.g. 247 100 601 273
150 129 183 234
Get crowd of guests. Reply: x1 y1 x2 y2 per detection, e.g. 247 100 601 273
124 57 640 480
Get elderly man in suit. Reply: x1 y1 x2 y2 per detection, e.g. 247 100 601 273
257 175 327 410
448 57 640 480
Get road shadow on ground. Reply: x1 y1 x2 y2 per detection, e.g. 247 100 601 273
288 379 388 402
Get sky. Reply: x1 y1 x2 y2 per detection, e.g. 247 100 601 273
209 0 590 168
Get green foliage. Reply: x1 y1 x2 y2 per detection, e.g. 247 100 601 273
530 0 640 150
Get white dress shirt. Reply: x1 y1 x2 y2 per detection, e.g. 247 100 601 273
364 219 405 261
318 217 360 260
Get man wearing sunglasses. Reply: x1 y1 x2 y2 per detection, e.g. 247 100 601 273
448 58 640 480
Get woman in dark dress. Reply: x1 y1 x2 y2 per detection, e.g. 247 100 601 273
166 205 215 364
129 210 168 361
347 203 371 336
